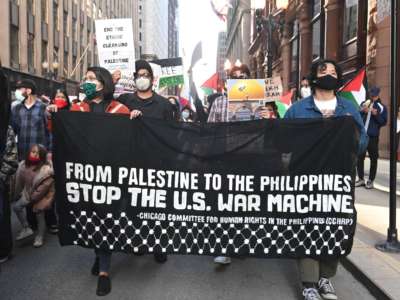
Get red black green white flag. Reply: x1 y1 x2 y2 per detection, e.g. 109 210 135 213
338 68 368 108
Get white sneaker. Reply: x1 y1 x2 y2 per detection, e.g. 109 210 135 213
213 256 231 265
33 236 44 248
16 228 34 241
303 288 323 300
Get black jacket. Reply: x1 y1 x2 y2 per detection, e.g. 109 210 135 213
118 92 173 121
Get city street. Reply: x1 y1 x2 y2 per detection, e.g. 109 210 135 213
2 160 400 300
0 219 373 300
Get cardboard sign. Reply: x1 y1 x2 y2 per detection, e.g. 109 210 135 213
265 77 283 102
150 58 184 92
95 19 135 93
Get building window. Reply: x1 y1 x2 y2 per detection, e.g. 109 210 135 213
53 1 59 30
42 40 48 64
27 0 35 14
28 34 35 72
41 0 48 22
10 25 19 69
139 19 142 28
289 20 299 87
139 32 142 41
64 52 68 76
73 18 77 40
341 0 358 60
64 12 69 37
310 0 324 61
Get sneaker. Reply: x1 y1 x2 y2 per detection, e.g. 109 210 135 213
318 278 338 300
16 227 34 241
154 253 168 263
96 275 111 296
91 257 100 276
365 180 374 189
355 179 365 187
303 288 323 300
214 256 231 265
33 236 44 248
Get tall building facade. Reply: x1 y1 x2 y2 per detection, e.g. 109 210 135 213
225 0 252 67
249 0 400 157
168 0 179 59
140 0 168 60
216 31 227 81
0 0 135 93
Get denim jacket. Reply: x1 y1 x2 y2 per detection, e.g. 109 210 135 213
284 95 368 154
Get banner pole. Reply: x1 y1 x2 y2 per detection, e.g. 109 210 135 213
69 43 91 78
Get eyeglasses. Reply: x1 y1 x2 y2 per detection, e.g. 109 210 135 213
137 73 151 78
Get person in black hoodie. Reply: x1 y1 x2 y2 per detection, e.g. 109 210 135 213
356 86 387 189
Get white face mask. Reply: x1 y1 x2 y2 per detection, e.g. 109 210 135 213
300 87 312 98
182 111 190 119
135 77 152 92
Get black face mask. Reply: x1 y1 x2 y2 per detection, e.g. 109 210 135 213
314 75 339 91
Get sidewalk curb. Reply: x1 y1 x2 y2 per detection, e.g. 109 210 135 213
341 257 393 300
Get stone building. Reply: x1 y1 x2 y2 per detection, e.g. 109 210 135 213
248 0 399 156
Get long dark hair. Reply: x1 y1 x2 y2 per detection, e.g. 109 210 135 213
52 88 71 110
0 61 10 152
86 66 115 101
25 144 48 169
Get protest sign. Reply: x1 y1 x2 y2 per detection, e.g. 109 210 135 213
54 112 358 259
95 19 135 93
227 79 266 121
265 77 283 102
150 58 184 92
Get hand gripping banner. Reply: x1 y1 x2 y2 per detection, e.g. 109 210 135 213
53 112 359 259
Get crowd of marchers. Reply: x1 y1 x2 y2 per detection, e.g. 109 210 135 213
0 57 389 299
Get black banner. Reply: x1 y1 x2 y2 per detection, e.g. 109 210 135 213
53 112 359 259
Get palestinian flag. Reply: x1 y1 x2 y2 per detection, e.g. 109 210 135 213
276 90 293 117
201 73 219 96
338 68 368 108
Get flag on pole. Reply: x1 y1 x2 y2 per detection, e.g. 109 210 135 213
276 90 293 117
338 68 368 109
201 73 219 95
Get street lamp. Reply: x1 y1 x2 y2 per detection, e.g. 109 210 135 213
255 0 288 78
42 61 58 80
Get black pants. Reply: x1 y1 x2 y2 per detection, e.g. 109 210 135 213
0 186 13 259
357 136 379 181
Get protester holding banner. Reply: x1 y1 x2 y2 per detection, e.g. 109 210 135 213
120 59 173 123
123 59 172 263
49 66 130 296
0 65 18 263
285 60 368 300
